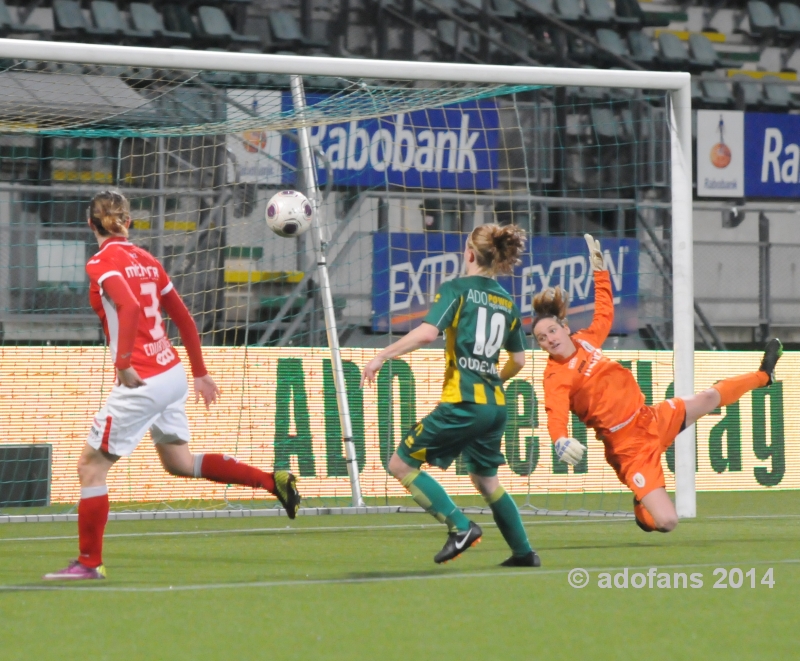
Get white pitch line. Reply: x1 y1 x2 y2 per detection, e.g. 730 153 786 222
0 517 630 544
2 558 798 593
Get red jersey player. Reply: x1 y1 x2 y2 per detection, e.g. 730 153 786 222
532 234 783 533
44 190 300 581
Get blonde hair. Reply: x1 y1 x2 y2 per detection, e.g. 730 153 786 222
532 287 570 332
467 223 526 276
89 190 130 237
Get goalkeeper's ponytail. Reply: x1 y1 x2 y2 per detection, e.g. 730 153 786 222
468 223 526 276
532 286 569 331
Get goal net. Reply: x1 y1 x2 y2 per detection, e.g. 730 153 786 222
0 41 698 521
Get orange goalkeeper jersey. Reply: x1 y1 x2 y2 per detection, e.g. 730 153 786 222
542 270 644 444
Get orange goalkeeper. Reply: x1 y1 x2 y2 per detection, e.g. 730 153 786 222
533 234 783 532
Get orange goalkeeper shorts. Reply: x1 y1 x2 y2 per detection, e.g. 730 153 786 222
603 398 687 501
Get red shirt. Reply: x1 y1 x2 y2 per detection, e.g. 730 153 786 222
86 237 194 379
542 271 644 444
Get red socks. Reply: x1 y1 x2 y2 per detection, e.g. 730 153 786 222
78 487 109 568
712 371 769 407
199 454 275 493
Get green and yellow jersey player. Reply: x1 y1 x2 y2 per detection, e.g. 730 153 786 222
361 224 540 567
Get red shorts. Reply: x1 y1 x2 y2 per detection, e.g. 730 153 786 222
603 398 686 500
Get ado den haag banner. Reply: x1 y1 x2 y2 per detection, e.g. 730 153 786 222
281 96 500 190
372 233 639 334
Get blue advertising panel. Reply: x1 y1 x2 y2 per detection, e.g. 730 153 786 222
373 233 639 334
744 112 800 198
282 98 500 190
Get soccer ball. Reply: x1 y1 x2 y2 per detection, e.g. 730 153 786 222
265 190 313 238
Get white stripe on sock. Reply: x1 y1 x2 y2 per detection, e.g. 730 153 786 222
80 485 108 499
193 454 204 479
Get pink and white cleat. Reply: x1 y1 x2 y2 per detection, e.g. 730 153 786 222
43 560 107 581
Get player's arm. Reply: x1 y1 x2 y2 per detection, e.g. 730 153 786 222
582 234 614 346
544 371 585 466
500 351 526 382
99 274 144 388
501 315 527 382
360 322 440 387
161 288 219 409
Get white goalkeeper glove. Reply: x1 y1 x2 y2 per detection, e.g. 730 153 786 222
554 437 585 466
584 233 603 271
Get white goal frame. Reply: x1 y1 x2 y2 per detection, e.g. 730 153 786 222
0 38 696 520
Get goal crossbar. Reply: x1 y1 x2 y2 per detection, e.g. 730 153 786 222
0 38 695 519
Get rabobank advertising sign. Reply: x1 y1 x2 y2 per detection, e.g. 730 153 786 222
373 233 639 334
697 110 800 198
282 97 500 189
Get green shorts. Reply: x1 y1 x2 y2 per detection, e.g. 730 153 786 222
396 402 507 477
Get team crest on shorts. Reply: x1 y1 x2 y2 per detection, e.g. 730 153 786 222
633 472 646 488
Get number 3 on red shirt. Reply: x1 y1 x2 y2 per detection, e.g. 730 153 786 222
140 282 165 340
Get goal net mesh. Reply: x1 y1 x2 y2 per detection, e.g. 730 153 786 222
0 57 687 519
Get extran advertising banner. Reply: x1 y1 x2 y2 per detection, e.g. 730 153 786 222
372 233 639 334
281 98 500 190
697 110 800 198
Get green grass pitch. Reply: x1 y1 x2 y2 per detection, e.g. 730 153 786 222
0 491 797 661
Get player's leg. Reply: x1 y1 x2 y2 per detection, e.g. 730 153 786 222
153 437 300 519
684 337 783 427
638 488 678 532
466 405 540 567
392 405 481 562
43 443 117 580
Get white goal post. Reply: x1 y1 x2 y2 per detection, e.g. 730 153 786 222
0 38 696 519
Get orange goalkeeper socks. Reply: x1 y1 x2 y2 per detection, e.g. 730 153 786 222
712 371 769 407
198 453 276 493
78 487 109 568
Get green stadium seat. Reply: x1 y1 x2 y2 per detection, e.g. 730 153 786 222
596 28 630 59
555 0 585 23
53 0 116 38
734 76 764 109
627 30 656 65
490 0 518 19
747 1 778 38
701 79 734 108
762 76 793 109
0 0 44 35
197 6 260 46
129 3 191 43
590 106 621 141
162 3 201 40
688 33 720 71
91 1 152 40
778 2 800 39
268 10 329 50
658 32 690 68
584 0 615 27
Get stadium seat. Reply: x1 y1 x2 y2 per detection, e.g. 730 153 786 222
0 0 44 35
747 1 778 39
490 0 519 19
628 30 656 65
734 76 764 109
590 106 621 141
701 79 734 108
688 33 722 71
777 2 800 39
596 28 630 60
268 10 329 50
129 3 191 43
762 76 794 109
658 32 691 68
162 4 202 41
90 1 152 41
526 0 555 16
197 6 260 46
53 0 116 39
555 0 585 23
584 0 615 27
615 0 669 28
